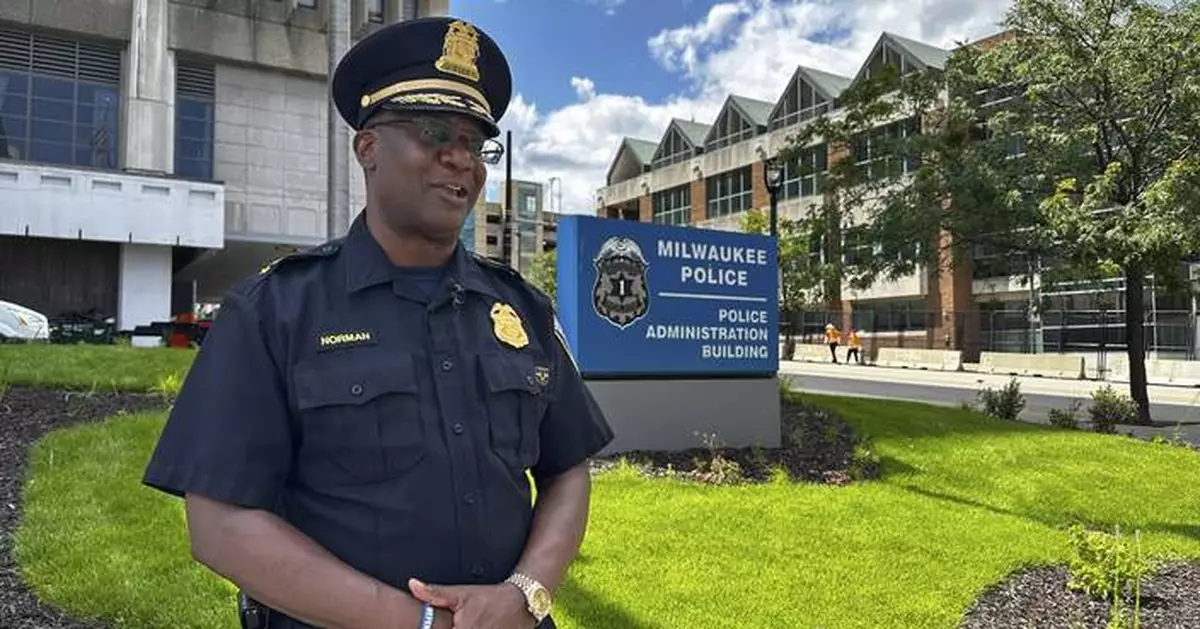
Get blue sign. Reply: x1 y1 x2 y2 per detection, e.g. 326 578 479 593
555 215 778 377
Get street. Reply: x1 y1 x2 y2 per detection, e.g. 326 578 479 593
780 362 1200 445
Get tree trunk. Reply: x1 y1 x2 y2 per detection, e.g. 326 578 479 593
782 309 796 360
1124 266 1153 425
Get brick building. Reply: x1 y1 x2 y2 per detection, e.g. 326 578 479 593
593 30 1191 361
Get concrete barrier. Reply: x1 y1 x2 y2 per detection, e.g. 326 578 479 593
979 352 1085 379
791 343 833 363
875 347 962 371
1107 354 1200 386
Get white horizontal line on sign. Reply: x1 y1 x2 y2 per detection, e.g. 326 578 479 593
657 292 768 303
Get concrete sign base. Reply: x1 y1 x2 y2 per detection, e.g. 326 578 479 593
586 376 781 455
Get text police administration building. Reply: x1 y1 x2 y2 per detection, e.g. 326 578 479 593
556 215 779 378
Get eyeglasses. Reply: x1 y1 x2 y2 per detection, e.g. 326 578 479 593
370 116 505 165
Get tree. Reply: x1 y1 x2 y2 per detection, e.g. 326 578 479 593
739 209 825 359
775 0 1200 424
528 248 557 303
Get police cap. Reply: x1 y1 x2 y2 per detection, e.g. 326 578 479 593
331 17 512 138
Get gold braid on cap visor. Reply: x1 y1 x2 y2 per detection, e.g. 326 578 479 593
359 78 492 117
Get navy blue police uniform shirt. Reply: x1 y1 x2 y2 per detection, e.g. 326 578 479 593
142 212 614 626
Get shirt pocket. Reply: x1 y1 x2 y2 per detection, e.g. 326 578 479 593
479 352 550 471
293 353 426 486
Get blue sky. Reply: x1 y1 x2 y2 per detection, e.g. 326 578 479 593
451 0 1012 214
456 1 717 112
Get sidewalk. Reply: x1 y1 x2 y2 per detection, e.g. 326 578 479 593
778 360 1200 408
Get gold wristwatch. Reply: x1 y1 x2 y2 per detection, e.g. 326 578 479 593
504 572 551 622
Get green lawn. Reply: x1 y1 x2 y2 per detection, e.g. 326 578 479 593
0 343 194 391
13 387 1200 629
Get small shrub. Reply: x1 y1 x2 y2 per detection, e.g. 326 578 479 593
978 378 1026 420
151 372 183 399
1066 523 1151 603
691 431 744 485
1088 385 1138 433
849 435 880 481
1048 399 1083 430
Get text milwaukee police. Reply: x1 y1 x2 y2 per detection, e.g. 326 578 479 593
656 240 768 286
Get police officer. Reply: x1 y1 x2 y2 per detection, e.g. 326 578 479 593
141 16 614 629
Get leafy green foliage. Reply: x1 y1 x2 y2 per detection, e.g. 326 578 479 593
1088 384 1140 433
1066 524 1151 604
774 0 1200 423
527 248 557 302
977 377 1027 420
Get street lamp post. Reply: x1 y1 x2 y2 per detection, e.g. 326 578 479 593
763 157 784 238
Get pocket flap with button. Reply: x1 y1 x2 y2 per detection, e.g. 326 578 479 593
294 354 418 410
479 353 542 395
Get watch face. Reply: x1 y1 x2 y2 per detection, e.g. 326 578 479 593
530 587 551 614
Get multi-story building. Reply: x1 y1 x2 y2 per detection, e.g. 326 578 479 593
594 30 1198 360
0 0 449 333
460 178 558 272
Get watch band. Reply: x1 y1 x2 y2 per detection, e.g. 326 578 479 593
505 572 550 620
419 602 435 629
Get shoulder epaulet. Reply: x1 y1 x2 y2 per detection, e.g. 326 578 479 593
469 251 554 308
258 239 343 277
469 251 522 278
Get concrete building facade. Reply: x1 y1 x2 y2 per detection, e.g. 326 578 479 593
0 0 449 333
461 178 558 273
594 30 1198 361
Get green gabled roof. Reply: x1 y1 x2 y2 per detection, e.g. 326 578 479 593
729 95 774 127
885 31 951 70
673 119 712 147
801 67 854 100
605 137 658 184
624 138 658 164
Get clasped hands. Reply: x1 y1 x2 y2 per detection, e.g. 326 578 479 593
409 578 538 629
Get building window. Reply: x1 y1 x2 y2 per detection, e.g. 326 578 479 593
651 184 691 226
707 109 755 150
174 59 215 181
297 0 317 8
0 27 122 169
706 166 752 219
402 0 419 19
367 0 385 23
780 143 827 200
770 79 832 131
842 225 872 266
651 128 693 169
852 116 920 181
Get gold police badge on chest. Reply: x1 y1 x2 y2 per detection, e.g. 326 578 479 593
490 302 529 349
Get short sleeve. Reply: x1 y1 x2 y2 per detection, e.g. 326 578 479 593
141 288 294 511
530 315 615 480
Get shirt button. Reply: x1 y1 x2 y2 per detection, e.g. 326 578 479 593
463 492 476 504
470 564 485 577
350 384 363 396
452 423 464 435
441 358 454 371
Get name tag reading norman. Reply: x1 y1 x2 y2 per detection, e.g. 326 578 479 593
319 331 375 350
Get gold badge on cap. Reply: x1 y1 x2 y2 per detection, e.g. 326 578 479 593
490 302 529 349
435 20 481 82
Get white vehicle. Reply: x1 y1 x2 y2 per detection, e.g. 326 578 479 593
0 299 51 342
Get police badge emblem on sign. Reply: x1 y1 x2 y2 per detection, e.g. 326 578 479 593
592 236 650 329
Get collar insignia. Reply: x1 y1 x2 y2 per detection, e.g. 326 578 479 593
490 302 529 349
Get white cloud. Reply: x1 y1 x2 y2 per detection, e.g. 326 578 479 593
487 0 1013 215
587 0 628 16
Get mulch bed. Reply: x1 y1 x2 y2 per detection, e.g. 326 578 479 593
959 561 1200 629
591 401 881 485
0 385 168 629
